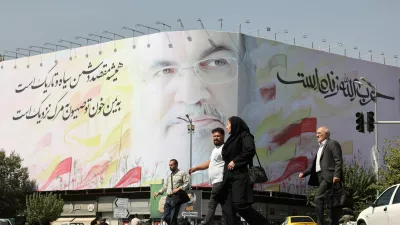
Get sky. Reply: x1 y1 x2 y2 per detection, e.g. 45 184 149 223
1 0 399 66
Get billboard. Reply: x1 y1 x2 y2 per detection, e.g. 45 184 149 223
0 30 399 194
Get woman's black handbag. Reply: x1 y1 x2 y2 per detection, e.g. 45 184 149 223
248 152 268 184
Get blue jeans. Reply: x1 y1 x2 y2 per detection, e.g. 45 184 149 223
163 196 182 225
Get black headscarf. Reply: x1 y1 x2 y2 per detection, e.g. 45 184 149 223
221 116 253 162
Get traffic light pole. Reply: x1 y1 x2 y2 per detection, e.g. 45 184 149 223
357 79 400 197
374 84 378 185
373 84 400 197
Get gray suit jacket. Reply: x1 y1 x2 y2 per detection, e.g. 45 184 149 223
303 139 343 186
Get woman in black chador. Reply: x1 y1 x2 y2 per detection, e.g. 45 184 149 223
215 116 268 225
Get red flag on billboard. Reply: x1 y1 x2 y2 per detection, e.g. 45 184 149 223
114 166 142 188
266 156 308 184
271 117 317 146
39 157 72 191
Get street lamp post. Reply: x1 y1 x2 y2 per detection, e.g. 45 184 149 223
88 33 112 43
218 18 223 31
176 19 192 41
75 36 99 57
353 46 361 59
0 54 17 69
155 21 172 31
359 50 373 61
135 24 161 33
103 30 125 39
4 50 28 69
30 45 54 65
121 27 145 49
5 50 28 58
88 34 112 54
16 48 41 56
59 39 82 48
16 48 41 67
177 115 195 186
122 26 145 37
155 21 173 48
44 43 68 50
274 30 288 41
44 43 68 63
302 34 312 48
248 29 260 37
232 20 250 33
320 43 342 52
136 24 161 48
197 18 205 29
75 36 99 44
59 39 82 60
197 18 215 46
103 30 125 52
380 52 385 65
283 37 295 45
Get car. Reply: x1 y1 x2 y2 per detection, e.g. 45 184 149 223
0 219 12 225
357 183 400 225
281 216 316 225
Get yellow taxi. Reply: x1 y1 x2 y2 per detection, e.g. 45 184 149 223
281 216 317 225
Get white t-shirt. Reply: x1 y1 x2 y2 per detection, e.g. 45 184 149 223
208 145 225 185
131 218 140 225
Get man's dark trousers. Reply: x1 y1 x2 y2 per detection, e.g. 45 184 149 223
315 172 341 225
202 182 221 224
163 196 182 225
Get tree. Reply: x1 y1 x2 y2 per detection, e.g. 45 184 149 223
306 163 377 223
0 149 37 217
377 136 400 192
26 193 64 225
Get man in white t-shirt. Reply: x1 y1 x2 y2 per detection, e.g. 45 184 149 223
189 127 226 225
131 214 141 225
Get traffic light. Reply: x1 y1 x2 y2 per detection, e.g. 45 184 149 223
356 112 365 133
367 111 375 133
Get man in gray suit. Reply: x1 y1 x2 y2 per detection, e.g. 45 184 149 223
299 126 343 225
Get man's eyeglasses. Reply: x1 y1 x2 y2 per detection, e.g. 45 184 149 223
144 57 238 84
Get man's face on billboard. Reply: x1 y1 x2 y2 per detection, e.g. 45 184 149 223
136 31 244 138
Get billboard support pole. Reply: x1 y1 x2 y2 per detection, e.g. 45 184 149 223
177 115 195 188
